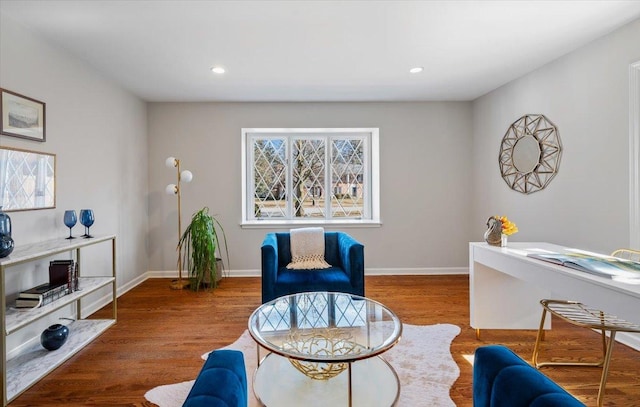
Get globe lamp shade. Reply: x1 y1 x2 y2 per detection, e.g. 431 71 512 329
165 184 177 195
180 170 193 183
165 156 177 168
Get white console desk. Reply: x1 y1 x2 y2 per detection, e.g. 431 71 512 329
469 242 640 350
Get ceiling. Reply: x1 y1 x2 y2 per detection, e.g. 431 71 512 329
1 0 640 102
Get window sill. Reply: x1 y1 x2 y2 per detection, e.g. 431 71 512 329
240 219 382 229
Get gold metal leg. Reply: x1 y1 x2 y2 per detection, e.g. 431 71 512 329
475 328 481 340
597 331 617 407
532 308 547 366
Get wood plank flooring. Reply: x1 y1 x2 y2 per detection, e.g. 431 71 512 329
8 275 640 406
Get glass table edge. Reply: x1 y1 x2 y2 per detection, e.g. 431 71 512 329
247 291 403 363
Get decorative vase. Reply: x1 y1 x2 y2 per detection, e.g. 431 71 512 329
0 234 14 258
501 234 508 247
0 206 11 235
484 216 502 247
0 206 14 258
40 324 70 351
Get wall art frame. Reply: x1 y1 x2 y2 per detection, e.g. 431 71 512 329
0 88 46 142
499 114 562 194
0 146 56 211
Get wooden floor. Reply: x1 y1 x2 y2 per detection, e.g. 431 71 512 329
8 275 640 406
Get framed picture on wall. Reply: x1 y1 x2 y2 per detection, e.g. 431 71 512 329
0 88 46 142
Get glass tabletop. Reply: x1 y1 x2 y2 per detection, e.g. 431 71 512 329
248 291 403 363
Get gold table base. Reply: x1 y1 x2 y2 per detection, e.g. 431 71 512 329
282 328 366 380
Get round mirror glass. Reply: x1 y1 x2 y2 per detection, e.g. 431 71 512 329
512 135 541 173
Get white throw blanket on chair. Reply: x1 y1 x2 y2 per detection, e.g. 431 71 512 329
286 227 331 270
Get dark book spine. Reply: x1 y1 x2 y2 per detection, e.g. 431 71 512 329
67 263 72 292
74 262 79 291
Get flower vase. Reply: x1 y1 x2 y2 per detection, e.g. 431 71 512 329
501 234 508 247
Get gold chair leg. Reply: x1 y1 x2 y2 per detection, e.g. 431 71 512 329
532 308 547 366
476 328 481 340
600 329 607 362
597 331 617 407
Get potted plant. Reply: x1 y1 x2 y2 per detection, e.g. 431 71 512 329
178 207 229 291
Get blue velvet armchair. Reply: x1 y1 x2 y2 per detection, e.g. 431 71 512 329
261 231 364 303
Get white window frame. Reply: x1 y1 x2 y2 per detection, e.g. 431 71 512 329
241 128 380 227
630 60 640 248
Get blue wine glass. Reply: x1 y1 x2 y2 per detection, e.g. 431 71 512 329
63 210 77 239
80 209 94 238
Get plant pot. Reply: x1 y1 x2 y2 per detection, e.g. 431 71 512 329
202 258 224 285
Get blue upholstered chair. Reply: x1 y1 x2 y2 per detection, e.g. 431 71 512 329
261 231 364 303
473 345 584 407
183 349 247 407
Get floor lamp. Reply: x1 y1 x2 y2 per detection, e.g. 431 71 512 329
165 156 193 290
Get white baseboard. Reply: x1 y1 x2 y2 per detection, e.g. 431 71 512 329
366 267 468 275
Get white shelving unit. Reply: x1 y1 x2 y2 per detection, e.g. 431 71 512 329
0 235 117 406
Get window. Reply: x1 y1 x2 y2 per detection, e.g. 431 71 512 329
242 128 380 226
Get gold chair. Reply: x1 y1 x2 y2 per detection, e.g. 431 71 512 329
532 299 640 407
611 248 640 262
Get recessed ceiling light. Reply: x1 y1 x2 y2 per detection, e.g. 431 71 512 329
211 66 225 74
409 67 424 74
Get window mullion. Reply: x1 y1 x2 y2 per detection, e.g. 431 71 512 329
286 136 293 220
326 136 332 220
248 137 255 220
363 135 370 219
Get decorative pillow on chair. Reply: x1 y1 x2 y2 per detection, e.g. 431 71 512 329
286 227 331 270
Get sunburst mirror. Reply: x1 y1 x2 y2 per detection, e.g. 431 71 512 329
499 114 562 194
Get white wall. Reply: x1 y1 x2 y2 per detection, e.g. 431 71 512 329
471 18 640 254
148 102 473 275
1 14 149 352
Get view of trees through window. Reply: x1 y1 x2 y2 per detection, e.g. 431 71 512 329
249 132 368 221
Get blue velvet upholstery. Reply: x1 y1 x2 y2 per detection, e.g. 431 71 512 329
473 345 584 407
261 231 364 303
183 350 247 407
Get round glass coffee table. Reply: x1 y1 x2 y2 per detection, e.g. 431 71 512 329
248 291 403 406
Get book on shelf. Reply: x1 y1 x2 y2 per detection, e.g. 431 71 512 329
527 252 640 280
18 281 68 299
15 283 70 308
14 258 77 309
15 297 42 308
49 259 78 292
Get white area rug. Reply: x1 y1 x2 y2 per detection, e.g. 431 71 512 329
144 323 461 406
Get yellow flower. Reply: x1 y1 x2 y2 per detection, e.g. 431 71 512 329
496 215 518 236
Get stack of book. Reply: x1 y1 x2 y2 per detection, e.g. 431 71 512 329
15 283 70 308
15 259 79 309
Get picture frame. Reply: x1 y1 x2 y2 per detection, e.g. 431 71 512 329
0 146 56 211
0 88 46 142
